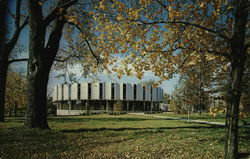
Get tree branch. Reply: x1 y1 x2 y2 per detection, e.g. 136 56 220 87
45 17 66 64
7 8 15 19
8 58 28 64
15 0 21 28
43 0 78 25
66 21 100 64
141 20 231 43
54 53 82 62
145 46 185 54
168 53 190 77
5 16 28 53
206 49 231 59
156 0 167 12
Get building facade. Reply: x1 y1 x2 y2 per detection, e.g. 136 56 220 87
53 82 164 115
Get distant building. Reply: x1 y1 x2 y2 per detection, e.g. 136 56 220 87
53 82 164 115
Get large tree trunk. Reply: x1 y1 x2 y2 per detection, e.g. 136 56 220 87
26 0 48 128
0 0 8 122
225 0 248 158
0 0 27 122
0 60 8 122
225 58 245 159
26 0 66 129
26 62 50 128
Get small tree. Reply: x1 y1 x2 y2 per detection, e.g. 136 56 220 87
5 67 27 117
113 100 123 112
0 0 28 122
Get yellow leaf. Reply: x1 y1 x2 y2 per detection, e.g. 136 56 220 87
38 1 42 6
199 2 205 8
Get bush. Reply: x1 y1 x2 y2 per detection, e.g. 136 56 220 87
144 111 162 114
108 111 127 115
113 100 123 112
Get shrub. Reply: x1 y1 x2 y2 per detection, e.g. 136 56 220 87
113 100 123 112
108 111 127 115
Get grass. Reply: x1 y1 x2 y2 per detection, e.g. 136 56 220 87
0 114 250 159
155 113 250 124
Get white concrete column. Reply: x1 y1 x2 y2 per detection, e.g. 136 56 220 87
60 101 63 110
68 101 72 110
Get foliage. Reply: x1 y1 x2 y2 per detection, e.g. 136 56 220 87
91 0 233 82
5 67 27 116
47 97 56 115
163 93 170 104
169 84 186 113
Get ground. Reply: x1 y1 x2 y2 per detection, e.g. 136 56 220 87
0 114 249 159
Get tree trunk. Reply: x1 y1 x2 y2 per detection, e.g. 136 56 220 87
26 0 67 129
0 0 27 122
14 102 17 117
0 60 8 122
26 63 50 129
225 0 248 158
0 0 8 122
225 59 245 159
25 0 48 128
8 110 11 117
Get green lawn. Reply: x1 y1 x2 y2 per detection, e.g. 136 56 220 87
0 114 249 159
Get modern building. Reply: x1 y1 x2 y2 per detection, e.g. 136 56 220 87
53 82 164 115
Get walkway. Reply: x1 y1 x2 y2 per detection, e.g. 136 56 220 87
129 113 250 128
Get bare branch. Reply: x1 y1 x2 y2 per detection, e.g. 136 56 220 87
20 16 29 30
7 8 15 19
54 53 82 62
5 16 28 53
8 58 28 64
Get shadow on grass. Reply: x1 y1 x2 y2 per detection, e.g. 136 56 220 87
49 117 163 123
181 116 226 120
239 153 250 159
61 125 224 133
0 127 74 159
4 117 25 123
